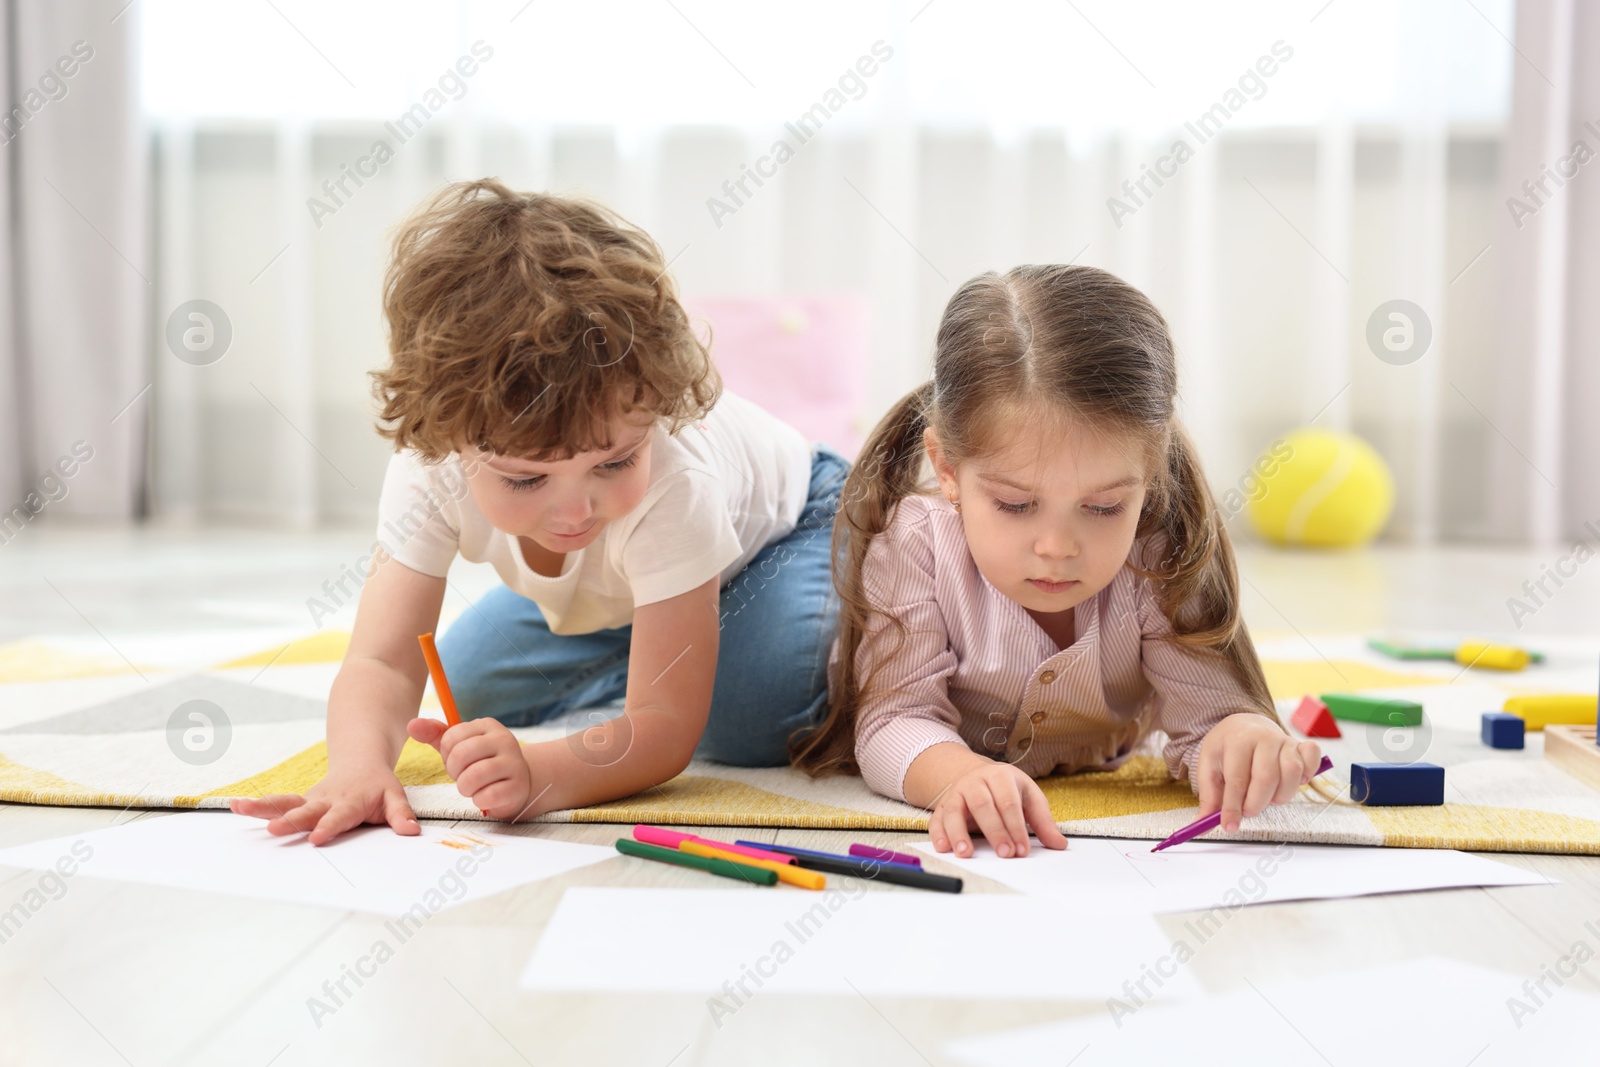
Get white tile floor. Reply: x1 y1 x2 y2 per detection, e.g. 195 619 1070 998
1 522 1598 1066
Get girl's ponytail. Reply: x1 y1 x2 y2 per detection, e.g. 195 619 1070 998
789 382 935 774
1137 424 1277 719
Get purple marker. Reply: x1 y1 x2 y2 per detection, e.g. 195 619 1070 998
1151 755 1334 852
849 843 922 867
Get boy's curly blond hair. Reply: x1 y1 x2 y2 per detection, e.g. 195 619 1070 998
372 179 720 461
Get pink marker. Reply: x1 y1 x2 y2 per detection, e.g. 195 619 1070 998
1151 755 1335 852
631 825 796 865
849 843 922 867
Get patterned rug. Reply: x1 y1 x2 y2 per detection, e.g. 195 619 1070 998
2 630 1598 853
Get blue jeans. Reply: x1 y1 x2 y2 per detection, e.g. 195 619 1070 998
436 445 851 767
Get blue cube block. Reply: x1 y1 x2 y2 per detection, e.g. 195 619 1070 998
1480 712 1525 749
1350 762 1445 806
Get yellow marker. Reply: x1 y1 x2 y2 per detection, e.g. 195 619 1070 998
1503 694 1598 731
1455 643 1531 671
680 841 827 891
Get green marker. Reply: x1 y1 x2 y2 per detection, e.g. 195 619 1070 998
1366 637 1454 661
614 838 778 886
1367 637 1544 665
1321 693 1424 726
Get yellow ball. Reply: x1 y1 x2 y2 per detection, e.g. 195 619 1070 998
1245 428 1394 547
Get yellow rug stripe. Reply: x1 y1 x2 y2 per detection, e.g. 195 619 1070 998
0 640 151 683
562 776 925 830
1366 804 1600 855
165 749 1201 830
180 738 452 804
1260 659 1437 701
1038 756 1198 820
0 752 138 808
215 631 352 670
178 750 1198 830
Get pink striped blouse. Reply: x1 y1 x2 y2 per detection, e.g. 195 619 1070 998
836 493 1268 804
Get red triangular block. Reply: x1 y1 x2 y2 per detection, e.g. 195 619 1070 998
1291 695 1342 738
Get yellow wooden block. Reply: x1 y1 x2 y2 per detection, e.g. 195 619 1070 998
1454 642 1530 671
1503 694 1597 731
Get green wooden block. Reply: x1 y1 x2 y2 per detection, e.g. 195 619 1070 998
1320 693 1424 726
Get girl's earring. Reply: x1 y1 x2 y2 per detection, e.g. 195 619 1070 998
950 498 962 513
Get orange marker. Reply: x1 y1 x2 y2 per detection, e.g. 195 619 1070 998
679 841 826 891
417 632 461 727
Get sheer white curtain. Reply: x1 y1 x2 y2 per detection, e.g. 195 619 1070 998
1 0 146 525
135 0 1542 543
1490 0 1600 547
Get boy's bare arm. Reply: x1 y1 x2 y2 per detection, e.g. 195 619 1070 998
327 557 448 771
231 554 447 843
519 575 721 814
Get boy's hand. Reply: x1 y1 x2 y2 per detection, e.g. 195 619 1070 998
1196 712 1322 833
228 766 419 847
928 761 1069 859
407 717 535 821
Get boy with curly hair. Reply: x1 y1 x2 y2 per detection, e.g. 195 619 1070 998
233 179 848 843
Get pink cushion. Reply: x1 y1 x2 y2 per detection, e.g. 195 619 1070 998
683 295 870 456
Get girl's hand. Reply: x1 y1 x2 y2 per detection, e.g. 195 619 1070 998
928 761 1069 859
229 765 419 847
407 717 535 821
1196 712 1322 832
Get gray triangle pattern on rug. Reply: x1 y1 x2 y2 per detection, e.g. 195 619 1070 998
0 674 328 735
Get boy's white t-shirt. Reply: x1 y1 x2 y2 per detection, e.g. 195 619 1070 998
374 390 813 635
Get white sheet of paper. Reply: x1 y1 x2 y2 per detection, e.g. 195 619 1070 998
910 837 1551 914
520 886 1201 1001
944 956 1597 1066
0 812 615 916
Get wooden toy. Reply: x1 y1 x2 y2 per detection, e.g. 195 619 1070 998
1502 695 1597 731
1349 762 1445 806
1545 725 1600 792
1290 695 1341 738
1479 712 1525 749
1321 693 1424 727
